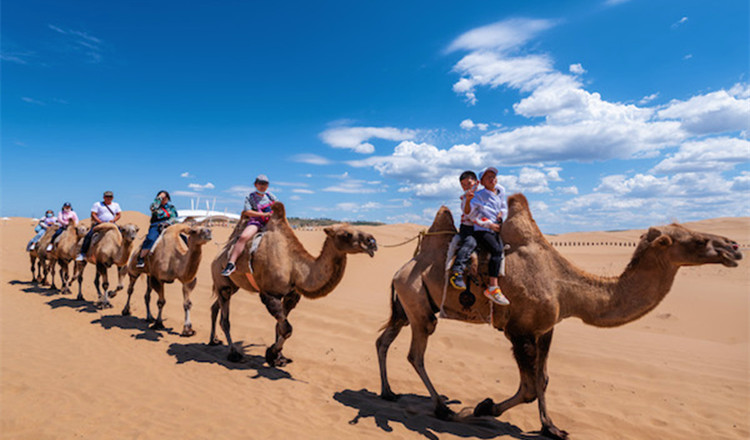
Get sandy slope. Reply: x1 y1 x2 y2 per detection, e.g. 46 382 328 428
1 214 748 440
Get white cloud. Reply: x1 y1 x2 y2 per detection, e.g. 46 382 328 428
569 63 586 75
319 126 416 154
651 137 750 173
173 190 202 197
671 17 688 29
21 97 45 105
48 24 105 64
180 172 194 178
291 153 333 165
226 185 253 196
293 189 315 194
604 0 631 5
683 54 693 60
188 182 215 191
638 93 659 105
447 18 555 54
460 119 489 130
656 86 750 135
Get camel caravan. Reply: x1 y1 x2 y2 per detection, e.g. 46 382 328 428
22 171 743 440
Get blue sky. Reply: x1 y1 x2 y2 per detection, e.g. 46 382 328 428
2 0 748 233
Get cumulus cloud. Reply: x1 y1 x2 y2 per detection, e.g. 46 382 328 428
656 86 750 135
319 126 417 154
460 119 489 130
569 63 586 75
188 182 215 191
651 137 750 173
180 172 194 178
638 93 659 105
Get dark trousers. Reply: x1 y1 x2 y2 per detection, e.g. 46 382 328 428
474 229 503 278
80 227 96 255
451 224 477 274
51 225 66 243
142 221 167 251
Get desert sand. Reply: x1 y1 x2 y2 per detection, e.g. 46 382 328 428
1 212 748 440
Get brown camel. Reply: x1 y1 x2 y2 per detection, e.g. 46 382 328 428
34 225 61 286
209 202 378 366
28 227 57 283
48 221 88 294
376 194 743 439
74 223 140 306
122 223 212 336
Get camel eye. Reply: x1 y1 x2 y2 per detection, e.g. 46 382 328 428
345 232 353 240
696 239 708 248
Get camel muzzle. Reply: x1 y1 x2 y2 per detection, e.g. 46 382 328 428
364 238 377 257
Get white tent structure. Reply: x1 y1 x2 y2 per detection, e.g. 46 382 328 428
177 198 241 224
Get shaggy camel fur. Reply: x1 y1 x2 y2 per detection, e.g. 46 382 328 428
209 202 378 366
74 223 139 306
376 194 743 439
48 221 88 294
123 223 212 336
34 225 61 286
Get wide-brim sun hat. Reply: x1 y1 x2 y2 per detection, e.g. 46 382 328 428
479 167 498 181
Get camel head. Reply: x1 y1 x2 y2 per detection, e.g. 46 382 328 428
324 225 377 257
431 206 455 232
636 224 742 268
75 224 88 238
119 224 140 242
186 225 213 246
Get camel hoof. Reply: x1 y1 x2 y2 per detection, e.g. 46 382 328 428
473 398 495 417
208 338 222 346
145 316 156 323
380 390 401 402
180 328 196 337
121 308 131 316
150 321 165 330
108 291 117 299
541 425 570 440
227 350 243 363
76 294 84 301
265 347 292 367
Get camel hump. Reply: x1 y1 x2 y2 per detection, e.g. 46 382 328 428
93 222 118 233
271 201 286 219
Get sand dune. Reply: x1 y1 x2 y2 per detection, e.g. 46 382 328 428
1 214 748 439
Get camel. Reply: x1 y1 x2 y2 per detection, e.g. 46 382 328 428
376 193 743 439
122 222 212 336
45 221 89 293
209 202 378 366
34 225 62 286
27 227 57 283
73 223 140 306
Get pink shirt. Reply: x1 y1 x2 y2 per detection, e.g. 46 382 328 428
58 210 79 226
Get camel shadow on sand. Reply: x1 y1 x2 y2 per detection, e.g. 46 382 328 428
8 279 59 297
91 314 180 342
334 389 539 440
166 342 295 381
8 280 99 313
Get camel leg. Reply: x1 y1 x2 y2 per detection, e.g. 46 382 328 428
474 332 539 421
40 259 50 285
144 281 155 322
49 259 58 291
94 263 113 309
376 284 409 401
535 330 568 440
260 291 300 367
180 278 197 337
209 298 221 345
150 277 167 330
30 255 36 282
217 287 243 361
109 265 127 299
122 273 139 316
58 260 70 295
74 261 86 301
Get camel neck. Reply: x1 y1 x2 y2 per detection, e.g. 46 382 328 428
294 238 347 299
561 251 679 327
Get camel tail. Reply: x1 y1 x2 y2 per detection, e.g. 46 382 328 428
379 281 408 331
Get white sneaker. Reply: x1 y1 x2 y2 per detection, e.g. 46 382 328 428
46 244 53 251
75 254 85 262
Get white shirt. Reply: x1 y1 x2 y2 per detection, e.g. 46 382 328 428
469 186 507 232
91 201 122 223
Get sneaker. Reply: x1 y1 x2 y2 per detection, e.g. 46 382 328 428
221 262 236 277
27 243 36 252
75 254 85 262
46 244 53 252
449 271 466 290
484 286 510 306
136 257 145 268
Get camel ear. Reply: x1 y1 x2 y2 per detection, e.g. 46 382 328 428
324 226 335 237
653 235 673 248
645 227 662 242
